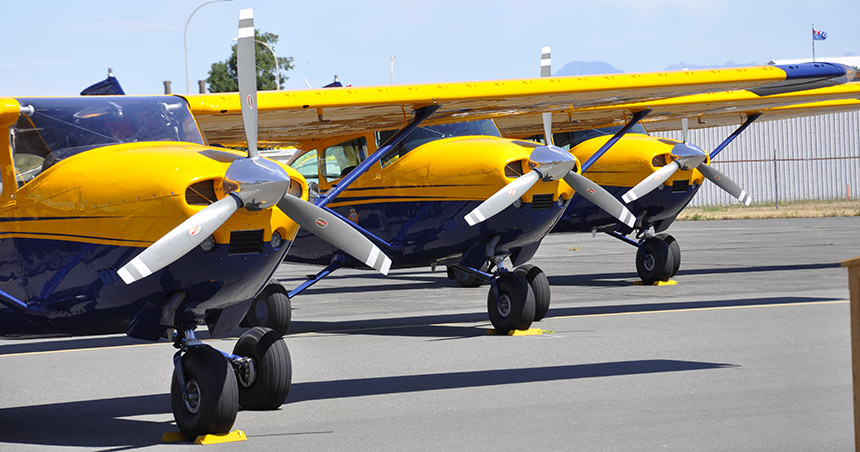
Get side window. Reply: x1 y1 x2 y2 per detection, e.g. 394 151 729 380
322 137 367 182
289 149 320 184
10 117 50 187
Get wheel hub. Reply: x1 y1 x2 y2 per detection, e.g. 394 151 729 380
254 300 269 323
183 379 201 414
496 294 512 318
236 357 257 388
643 253 656 272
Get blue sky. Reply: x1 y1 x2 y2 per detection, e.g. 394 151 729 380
1 0 856 97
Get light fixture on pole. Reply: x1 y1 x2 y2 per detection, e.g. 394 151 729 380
185 0 233 94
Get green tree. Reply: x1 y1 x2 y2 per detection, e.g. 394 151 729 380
206 29 294 93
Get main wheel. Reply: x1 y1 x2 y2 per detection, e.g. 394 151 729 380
232 327 292 410
245 284 291 336
446 263 487 288
659 234 681 278
514 264 550 321
635 237 675 285
170 346 238 438
487 272 535 333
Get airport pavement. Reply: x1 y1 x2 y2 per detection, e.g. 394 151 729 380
0 217 858 451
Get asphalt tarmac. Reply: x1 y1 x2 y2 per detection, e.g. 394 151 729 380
1 217 858 451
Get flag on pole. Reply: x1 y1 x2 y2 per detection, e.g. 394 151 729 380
813 29 828 40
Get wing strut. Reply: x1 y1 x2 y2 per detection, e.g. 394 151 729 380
580 109 651 173
315 104 440 208
709 113 761 160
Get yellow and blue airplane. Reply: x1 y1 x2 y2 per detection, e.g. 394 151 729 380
1 8 856 437
495 48 860 283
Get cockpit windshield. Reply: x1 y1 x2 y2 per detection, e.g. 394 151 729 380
553 124 648 150
10 96 204 183
376 119 501 167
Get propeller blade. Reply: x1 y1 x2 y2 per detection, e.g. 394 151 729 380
237 8 258 158
277 195 391 275
698 163 752 205
621 161 681 204
540 46 554 146
563 172 636 228
118 195 242 284
681 117 689 142
464 170 541 226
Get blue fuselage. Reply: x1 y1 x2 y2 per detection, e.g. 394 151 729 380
286 197 566 269
0 232 289 340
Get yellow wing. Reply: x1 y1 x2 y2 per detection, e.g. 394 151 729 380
495 82 860 137
183 65 826 148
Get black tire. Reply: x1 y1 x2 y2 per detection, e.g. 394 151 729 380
245 285 291 336
232 327 292 410
447 264 486 288
514 264 551 321
487 272 535 333
635 237 675 285
170 346 238 438
659 234 681 278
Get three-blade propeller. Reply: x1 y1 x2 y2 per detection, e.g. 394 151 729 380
620 122 751 206
119 8 391 285
464 46 636 229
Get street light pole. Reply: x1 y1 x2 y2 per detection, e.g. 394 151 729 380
185 0 232 94
256 40 280 90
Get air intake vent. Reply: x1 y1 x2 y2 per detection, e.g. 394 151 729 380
186 180 216 205
531 193 554 211
671 179 690 193
504 161 524 178
228 229 264 255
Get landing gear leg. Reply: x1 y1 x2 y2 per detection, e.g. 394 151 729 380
447 262 488 287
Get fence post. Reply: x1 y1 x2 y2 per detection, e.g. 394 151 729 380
842 256 860 451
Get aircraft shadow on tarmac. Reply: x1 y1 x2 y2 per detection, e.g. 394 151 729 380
0 393 172 449
0 359 734 448
0 335 170 356
287 359 737 403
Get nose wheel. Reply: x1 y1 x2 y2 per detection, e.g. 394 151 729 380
169 326 292 438
170 346 238 438
488 272 536 333
635 234 680 284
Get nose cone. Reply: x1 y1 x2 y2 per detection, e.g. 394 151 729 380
671 142 707 170
225 157 291 210
529 144 576 180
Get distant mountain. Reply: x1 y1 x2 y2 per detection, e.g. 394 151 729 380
555 61 624 76
662 61 759 71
